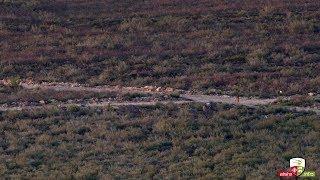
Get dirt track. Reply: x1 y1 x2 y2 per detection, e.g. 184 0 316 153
0 100 191 112
20 83 157 95
0 81 319 115
180 94 278 106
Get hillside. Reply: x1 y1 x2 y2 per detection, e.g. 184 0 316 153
1 0 320 97
1 1 320 179
0 104 319 178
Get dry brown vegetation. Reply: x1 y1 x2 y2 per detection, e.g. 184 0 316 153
0 104 319 179
1 1 320 179
0 0 320 97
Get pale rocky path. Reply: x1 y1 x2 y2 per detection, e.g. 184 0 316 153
0 81 319 115
0 100 191 112
180 94 320 114
20 82 159 94
180 94 278 106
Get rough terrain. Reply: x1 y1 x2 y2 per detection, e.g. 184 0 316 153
1 80 319 114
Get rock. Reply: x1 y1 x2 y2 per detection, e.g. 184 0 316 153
115 85 122 89
143 86 156 92
308 92 315 96
0 81 5 86
165 87 174 92
39 100 45 104
50 99 57 103
156 87 162 92
25 79 33 84
0 79 12 86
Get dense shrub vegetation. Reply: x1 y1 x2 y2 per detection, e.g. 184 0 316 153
1 0 320 97
0 104 319 178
